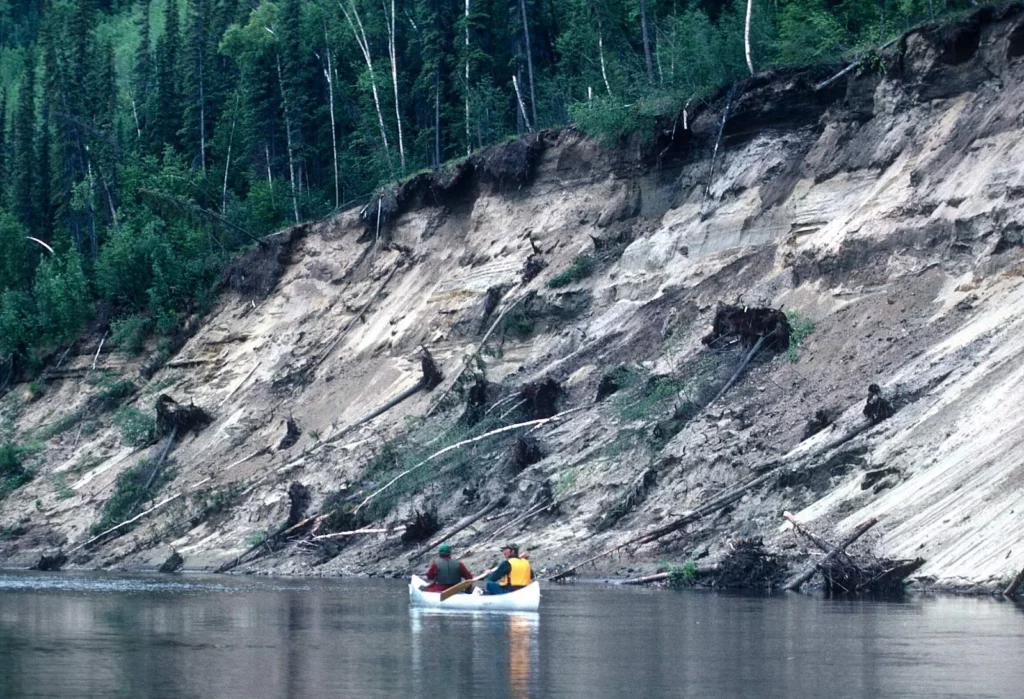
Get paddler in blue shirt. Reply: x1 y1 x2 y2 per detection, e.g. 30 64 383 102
484 543 532 594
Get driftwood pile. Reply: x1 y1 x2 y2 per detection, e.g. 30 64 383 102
783 513 924 593
707 538 788 589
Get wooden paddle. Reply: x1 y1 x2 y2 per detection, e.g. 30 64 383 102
439 567 496 601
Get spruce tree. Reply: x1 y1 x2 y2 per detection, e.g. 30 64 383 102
0 89 7 201
182 0 213 173
36 95 52 238
133 0 153 142
10 50 37 234
152 0 182 152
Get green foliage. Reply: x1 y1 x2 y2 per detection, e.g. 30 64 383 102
546 255 597 289
52 472 74 500
0 441 33 500
618 373 686 422
91 375 138 410
502 307 536 339
114 407 157 447
191 484 244 523
0 523 27 541
572 94 684 146
603 427 644 458
668 560 698 588
354 414 512 523
36 410 86 441
32 251 92 347
91 458 172 535
785 310 816 363
775 0 850 66
244 531 267 548
0 289 40 366
111 314 152 355
554 467 579 498
0 210 35 291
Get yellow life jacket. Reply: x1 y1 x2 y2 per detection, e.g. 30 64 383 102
499 557 531 587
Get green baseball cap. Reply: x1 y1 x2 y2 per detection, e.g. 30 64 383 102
438 543 452 555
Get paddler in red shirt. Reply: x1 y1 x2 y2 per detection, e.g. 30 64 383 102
423 543 474 592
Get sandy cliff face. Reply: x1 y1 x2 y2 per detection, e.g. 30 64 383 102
3 5 1024 589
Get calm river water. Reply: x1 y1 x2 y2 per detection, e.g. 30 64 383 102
1 570 1022 698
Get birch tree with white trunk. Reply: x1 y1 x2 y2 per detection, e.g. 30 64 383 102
744 0 754 75
322 22 341 207
381 0 406 173
340 0 394 174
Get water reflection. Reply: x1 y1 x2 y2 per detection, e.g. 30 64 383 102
409 608 539 697
1 571 1024 698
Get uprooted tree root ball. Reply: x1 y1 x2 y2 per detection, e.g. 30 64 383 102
701 304 792 351
518 378 564 420
155 395 213 437
693 538 789 590
220 227 305 300
822 556 926 594
401 509 441 543
511 436 545 471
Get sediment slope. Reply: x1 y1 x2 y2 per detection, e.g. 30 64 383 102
3 5 1024 590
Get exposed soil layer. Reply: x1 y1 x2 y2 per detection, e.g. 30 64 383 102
3 6 1024 594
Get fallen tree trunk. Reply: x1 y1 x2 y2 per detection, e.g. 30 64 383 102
353 408 581 515
783 511 833 552
706 329 781 408
309 257 400 375
620 572 669 585
311 527 401 540
549 469 774 582
216 501 331 574
408 497 506 560
784 517 878 591
279 348 442 471
426 293 525 417
462 499 554 557
850 557 925 593
68 477 212 555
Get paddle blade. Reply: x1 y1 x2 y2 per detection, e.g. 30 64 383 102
439 578 474 601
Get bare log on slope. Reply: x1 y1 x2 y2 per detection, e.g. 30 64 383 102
408 497 507 561
282 347 442 469
68 477 212 555
784 517 878 591
352 408 580 516
700 84 739 217
783 511 833 552
312 526 403 540
619 565 721 586
215 481 320 573
706 331 770 408
426 293 526 417
549 468 777 582
310 265 399 376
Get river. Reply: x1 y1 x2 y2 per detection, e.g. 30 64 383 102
0 570 1022 697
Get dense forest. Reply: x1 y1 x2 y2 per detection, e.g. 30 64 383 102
0 0 971 381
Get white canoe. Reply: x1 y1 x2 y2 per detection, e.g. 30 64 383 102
409 575 540 611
